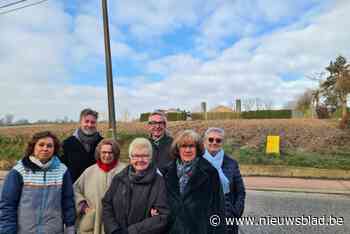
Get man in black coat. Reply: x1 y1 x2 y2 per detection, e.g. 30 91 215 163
147 111 173 170
61 108 103 182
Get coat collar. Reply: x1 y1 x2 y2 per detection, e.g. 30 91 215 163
116 164 157 185
164 157 212 200
149 134 172 146
22 155 60 171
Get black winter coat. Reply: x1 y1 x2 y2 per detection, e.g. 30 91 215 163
102 164 169 234
222 154 246 234
162 157 227 234
150 135 173 170
61 135 103 182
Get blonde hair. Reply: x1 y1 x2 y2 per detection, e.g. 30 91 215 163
170 129 204 160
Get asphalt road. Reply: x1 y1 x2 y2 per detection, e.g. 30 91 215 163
240 190 350 234
0 182 349 233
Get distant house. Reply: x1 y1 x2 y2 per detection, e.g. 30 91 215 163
210 105 234 112
166 108 182 113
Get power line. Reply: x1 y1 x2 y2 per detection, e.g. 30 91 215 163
0 0 28 9
0 0 49 15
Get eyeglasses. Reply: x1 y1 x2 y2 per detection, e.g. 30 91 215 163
180 144 196 149
148 121 165 126
208 138 223 144
130 154 150 160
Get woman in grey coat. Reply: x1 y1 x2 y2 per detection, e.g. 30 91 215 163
102 138 169 234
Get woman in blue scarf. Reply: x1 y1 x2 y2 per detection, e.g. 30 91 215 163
161 129 226 234
203 127 246 234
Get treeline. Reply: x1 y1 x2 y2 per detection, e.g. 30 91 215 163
292 55 350 128
0 114 75 126
140 110 292 122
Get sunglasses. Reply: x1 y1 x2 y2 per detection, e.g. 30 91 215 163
208 137 223 144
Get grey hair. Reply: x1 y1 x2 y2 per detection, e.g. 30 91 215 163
128 138 153 159
204 127 225 139
148 110 168 123
80 108 98 120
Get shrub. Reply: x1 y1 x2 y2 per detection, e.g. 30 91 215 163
316 106 329 119
241 110 292 119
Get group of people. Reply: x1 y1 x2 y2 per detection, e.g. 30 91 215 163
0 109 246 234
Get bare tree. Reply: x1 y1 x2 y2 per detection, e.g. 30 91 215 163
122 109 130 122
255 98 263 110
284 100 297 109
242 98 255 111
295 89 314 113
263 99 274 110
4 114 14 125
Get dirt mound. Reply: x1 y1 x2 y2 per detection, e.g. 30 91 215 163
1 119 349 153
167 119 350 153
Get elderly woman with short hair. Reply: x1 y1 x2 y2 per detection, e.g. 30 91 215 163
203 127 246 234
161 130 226 234
102 138 169 234
73 138 126 234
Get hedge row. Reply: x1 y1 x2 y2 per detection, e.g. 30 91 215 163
140 110 292 121
241 110 292 119
191 112 240 120
140 112 187 122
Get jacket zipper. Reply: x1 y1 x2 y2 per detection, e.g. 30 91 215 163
38 170 47 234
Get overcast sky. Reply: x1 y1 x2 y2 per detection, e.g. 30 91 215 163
1 0 349 122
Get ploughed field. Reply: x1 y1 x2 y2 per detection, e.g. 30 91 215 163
1 119 350 170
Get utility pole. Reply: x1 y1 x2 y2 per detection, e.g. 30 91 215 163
102 0 117 140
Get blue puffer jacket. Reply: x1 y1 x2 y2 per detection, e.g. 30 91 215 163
0 156 76 234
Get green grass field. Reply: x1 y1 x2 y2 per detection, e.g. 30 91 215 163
224 144 350 170
1 132 350 170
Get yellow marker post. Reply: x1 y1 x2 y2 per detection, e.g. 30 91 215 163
266 135 280 155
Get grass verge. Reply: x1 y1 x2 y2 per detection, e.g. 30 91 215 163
224 144 350 170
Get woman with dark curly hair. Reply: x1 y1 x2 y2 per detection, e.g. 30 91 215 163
161 130 226 234
0 131 76 234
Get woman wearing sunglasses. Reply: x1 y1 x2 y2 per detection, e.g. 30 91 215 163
162 130 226 234
203 127 246 234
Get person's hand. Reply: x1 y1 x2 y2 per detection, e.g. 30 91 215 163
150 208 159 216
79 200 90 215
85 207 94 213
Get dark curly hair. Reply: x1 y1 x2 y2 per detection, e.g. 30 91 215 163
24 131 60 158
170 129 204 160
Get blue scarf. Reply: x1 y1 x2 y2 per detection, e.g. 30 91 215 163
203 149 230 194
176 157 199 195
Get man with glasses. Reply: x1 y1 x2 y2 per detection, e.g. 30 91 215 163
203 127 246 234
147 111 173 169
